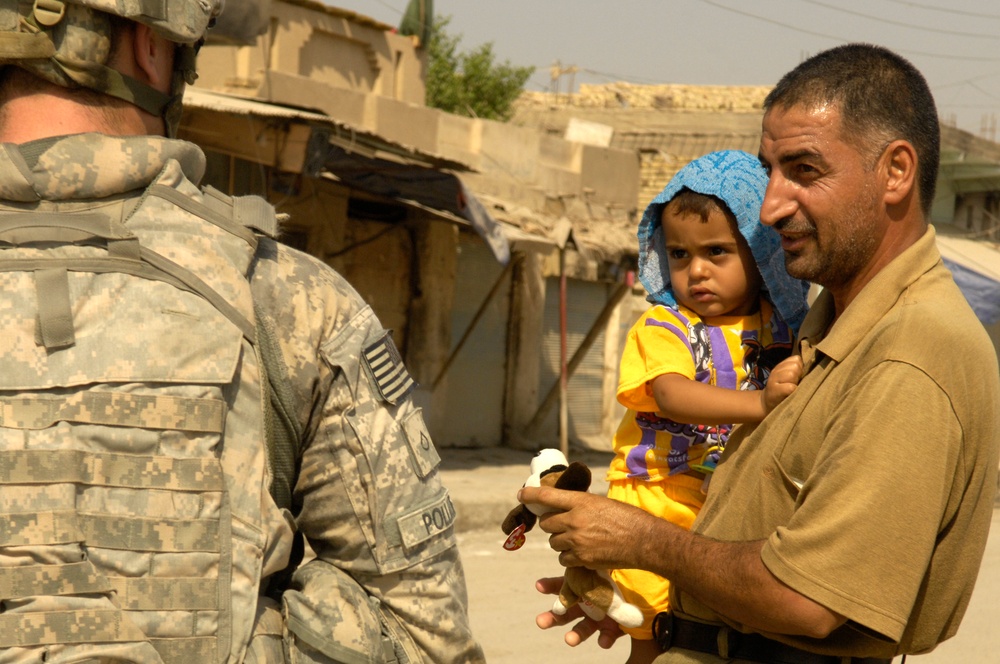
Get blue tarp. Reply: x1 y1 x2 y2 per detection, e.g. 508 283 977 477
942 257 1000 325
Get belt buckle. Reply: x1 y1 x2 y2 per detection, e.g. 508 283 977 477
717 626 741 659
652 611 674 651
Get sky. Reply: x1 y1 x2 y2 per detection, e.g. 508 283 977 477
327 0 1000 139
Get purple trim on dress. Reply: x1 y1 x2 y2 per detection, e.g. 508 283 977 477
708 326 737 389
645 319 691 352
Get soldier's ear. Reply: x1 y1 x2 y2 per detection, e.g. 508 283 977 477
131 23 176 93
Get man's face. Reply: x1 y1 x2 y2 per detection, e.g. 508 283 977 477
757 103 884 295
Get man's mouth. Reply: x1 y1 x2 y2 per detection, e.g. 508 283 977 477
779 233 809 253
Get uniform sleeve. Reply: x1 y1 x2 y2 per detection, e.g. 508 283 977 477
760 361 960 642
252 243 484 663
617 308 696 411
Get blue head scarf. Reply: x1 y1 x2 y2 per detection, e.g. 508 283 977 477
637 150 810 331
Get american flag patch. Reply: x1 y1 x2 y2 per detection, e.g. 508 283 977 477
363 332 415 405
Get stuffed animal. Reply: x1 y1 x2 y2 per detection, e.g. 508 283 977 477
502 448 643 629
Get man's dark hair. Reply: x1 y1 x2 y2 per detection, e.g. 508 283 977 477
763 43 940 215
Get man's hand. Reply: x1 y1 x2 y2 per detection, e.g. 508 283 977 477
763 354 803 414
534 577 625 649
520 482 847 639
517 485 659 570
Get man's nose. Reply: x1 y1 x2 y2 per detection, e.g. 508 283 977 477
760 175 796 227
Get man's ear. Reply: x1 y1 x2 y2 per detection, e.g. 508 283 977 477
882 140 917 207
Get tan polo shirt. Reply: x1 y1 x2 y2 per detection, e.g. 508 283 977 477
670 226 1000 658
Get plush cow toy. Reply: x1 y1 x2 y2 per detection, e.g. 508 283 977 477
502 448 643 629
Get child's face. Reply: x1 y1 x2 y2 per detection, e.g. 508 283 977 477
661 203 763 320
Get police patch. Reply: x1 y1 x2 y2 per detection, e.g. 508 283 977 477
363 332 414 405
395 492 457 552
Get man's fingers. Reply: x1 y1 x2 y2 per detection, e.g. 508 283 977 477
518 485 578 512
564 617 598 646
535 576 564 595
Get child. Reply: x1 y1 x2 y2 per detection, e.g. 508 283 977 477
607 150 810 664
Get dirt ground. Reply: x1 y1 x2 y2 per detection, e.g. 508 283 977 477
459 527 631 663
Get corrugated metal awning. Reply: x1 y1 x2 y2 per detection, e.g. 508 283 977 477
182 88 473 172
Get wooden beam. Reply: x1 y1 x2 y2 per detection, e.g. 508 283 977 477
178 108 313 173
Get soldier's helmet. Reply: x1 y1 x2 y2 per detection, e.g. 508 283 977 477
0 0 225 136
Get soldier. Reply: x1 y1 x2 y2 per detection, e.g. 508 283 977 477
0 1 483 662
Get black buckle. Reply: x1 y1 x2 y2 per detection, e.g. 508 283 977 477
652 611 674 651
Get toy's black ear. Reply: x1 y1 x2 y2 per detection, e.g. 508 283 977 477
554 461 591 492
501 504 537 535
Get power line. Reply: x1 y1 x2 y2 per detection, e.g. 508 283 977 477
696 0 1000 62
371 0 404 17
936 71 1000 90
801 0 1000 39
879 0 1000 20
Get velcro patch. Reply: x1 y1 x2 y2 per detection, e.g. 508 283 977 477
362 332 414 405
394 493 456 552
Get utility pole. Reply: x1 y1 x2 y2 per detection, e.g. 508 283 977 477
549 60 579 96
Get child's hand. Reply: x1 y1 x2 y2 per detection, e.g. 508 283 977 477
763 355 803 415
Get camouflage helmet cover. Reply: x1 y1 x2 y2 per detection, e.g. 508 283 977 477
16 0 225 45
0 0 224 136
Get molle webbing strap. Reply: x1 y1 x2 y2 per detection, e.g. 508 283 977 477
211 187 282 238
150 637 217 663
0 561 111 599
0 211 144 350
149 184 261 246
0 393 226 433
0 249 260 344
34 267 74 349
0 511 220 551
0 612 217 659
0 610 148 647
0 449 224 489
109 576 218 611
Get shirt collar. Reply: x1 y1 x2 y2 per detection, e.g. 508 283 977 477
797 225 941 366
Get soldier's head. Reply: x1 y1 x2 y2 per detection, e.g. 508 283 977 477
0 0 223 137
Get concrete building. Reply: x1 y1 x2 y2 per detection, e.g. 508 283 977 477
185 0 642 452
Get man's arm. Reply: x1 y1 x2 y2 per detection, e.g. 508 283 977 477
519 485 845 639
650 355 802 424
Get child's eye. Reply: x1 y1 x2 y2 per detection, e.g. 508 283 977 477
669 249 688 260
709 246 727 256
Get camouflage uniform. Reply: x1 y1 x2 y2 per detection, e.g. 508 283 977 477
0 133 484 663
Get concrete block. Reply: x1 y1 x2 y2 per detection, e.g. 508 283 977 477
374 97 439 154
539 135 583 172
479 121 541 182
437 113 482 170
581 144 640 207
